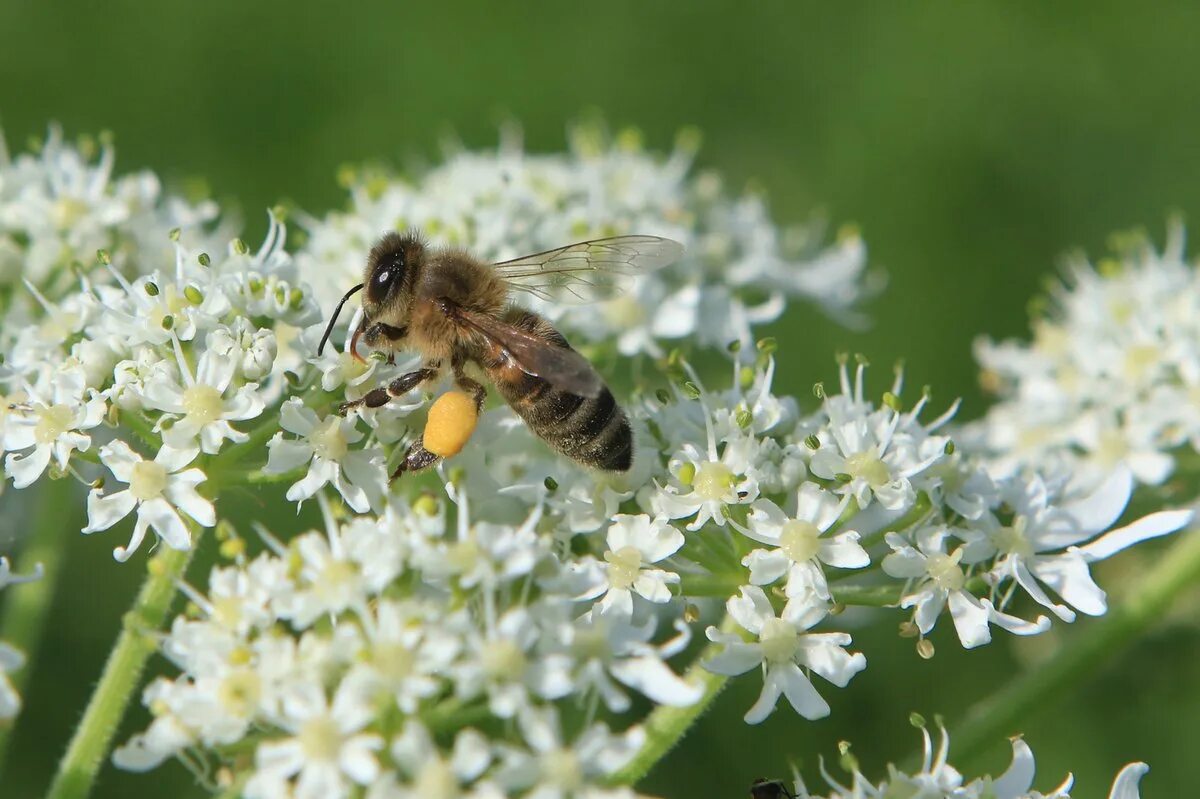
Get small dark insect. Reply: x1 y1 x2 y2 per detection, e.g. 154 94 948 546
749 777 797 799
318 232 683 479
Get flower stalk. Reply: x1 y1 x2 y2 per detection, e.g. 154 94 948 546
46 542 195 799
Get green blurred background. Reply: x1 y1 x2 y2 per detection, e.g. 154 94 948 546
3 1 1200 796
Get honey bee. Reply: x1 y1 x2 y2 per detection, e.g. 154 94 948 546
317 232 683 479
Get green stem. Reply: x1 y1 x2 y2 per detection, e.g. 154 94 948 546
46 542 195 799
831 582 902 607
0 479 79 777
606 615 739 787
945 528 1200 767
679 572 742 598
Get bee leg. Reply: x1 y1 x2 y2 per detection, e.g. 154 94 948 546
337 363 441 416
451 361 488 411
390 437 441 481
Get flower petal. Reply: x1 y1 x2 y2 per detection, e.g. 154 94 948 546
1080 510 1193 562
743 666 785 724
6 446 52 489
265 436 315 474
1031 553 1106 617
140 497 192 552
743 549 791 586
1060 466 1133 537
610 655 703 707
991 737 1036 799
83 489 137 534
1107 762 1149 799
948 589 992 649
820 531 870 568
777 662 830 720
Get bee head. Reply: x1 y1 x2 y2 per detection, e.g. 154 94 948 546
364 231 423 317
315 231 425 358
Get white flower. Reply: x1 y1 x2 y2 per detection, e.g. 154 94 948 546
882 527 1049 649
810 403 927 512
4 365 106 487
110 680 197 771
452 607 569 719
82 440 214 561
348 600 459 714
555 611 701 713
246 677 384 799
371 723 493 799
208 318 278 381
704 586 865 723
493 706 644 799
141 347 265 454
414 488 546 590
784 723 1152 799
972 736 1073 799
265 397 385 513
742 483 868 600
981 468 1193 622
585 514 683 617
970 220 1200 490
884 722 966 797
654 434 760 532
0 124 219 299
271 506 406 628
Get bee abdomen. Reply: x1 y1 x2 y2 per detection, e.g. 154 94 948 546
508 380 632 472
486 310 632 472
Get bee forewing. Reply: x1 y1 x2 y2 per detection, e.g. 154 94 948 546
451 305 605 398
493 234 684 305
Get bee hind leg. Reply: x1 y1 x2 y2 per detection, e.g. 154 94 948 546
390 437 441 481
451 361 488 411
391 359 484 481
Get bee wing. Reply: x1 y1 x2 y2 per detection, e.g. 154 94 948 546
493 235 684 304
449 304 605 398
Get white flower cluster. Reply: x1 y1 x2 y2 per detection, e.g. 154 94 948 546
0 130 1186 798
109 347 1192 797
0 203 328 560
776 723 1148 799
294 123 872 358
0 125 223 316
113 494 656 799
971 221 1200 490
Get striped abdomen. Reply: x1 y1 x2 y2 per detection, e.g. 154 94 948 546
481 309 632 471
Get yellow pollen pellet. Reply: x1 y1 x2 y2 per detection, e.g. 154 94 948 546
423 390 479 458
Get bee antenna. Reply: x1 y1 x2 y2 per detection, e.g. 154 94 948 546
317 283 364 356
